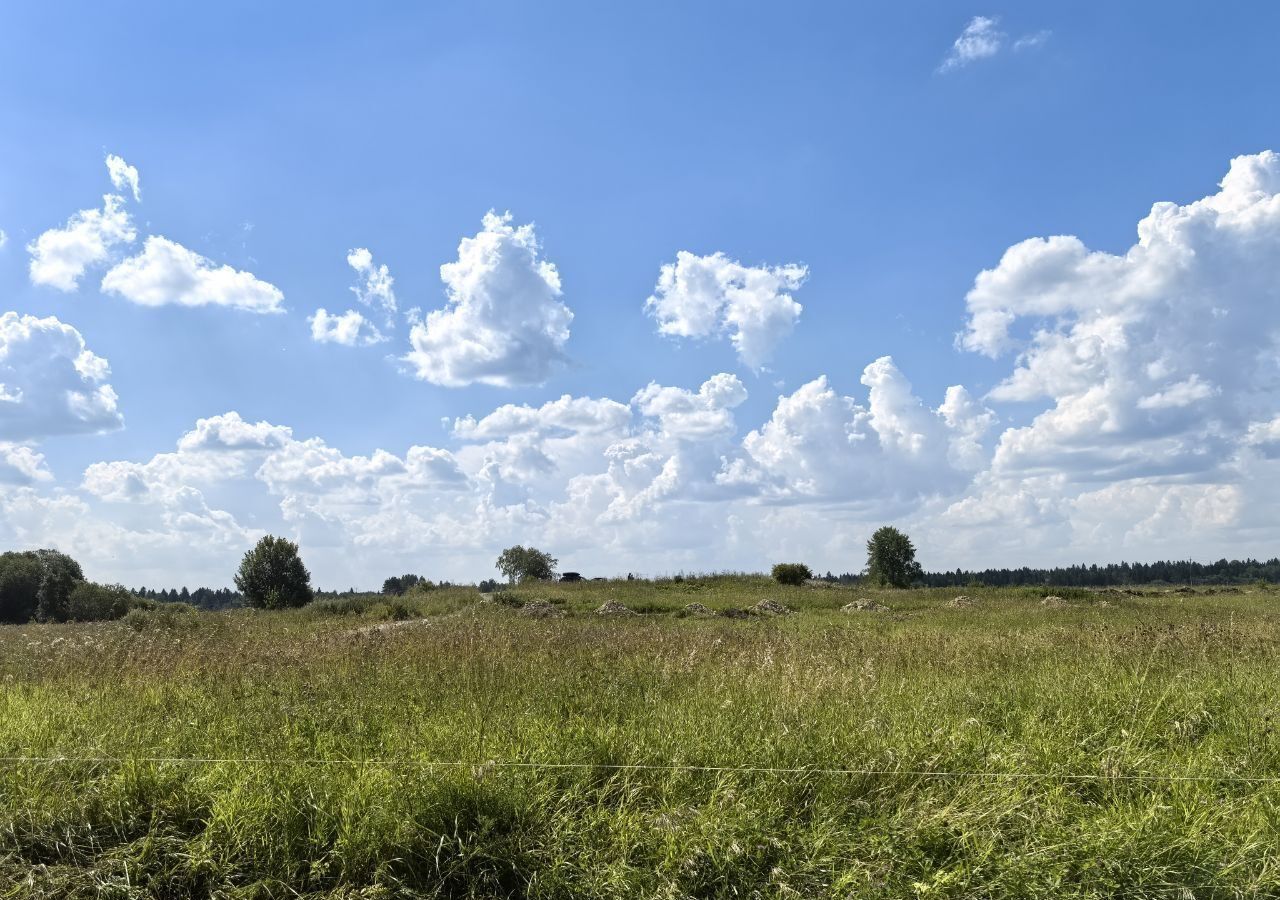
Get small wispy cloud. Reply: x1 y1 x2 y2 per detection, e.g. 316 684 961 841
1013 30 1051 51
939 15 1049 73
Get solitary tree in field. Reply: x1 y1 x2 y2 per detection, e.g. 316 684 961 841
496 545 557 584
234 535 314 609
865 526 923 588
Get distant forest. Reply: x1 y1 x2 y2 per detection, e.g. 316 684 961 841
819 557 1280 587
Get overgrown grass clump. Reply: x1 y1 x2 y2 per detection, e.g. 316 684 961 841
0 580 1277 897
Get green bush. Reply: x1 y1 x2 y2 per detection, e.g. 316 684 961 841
65 582 132 622
122 602 200 631
771 563 813 586
307 595 384 617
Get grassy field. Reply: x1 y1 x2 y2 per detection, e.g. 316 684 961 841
1 577 1278 898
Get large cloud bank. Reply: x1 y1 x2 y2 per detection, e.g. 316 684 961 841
6 152 1280 586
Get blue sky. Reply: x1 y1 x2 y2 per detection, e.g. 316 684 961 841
3 2 1280 588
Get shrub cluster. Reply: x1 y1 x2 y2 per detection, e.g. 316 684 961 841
771 563 813 586
0 549 135 624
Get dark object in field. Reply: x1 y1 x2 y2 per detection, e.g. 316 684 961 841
719 607 750 619
595 600 636 616
749 598 791 616
559 572 584 583
843 599 889 613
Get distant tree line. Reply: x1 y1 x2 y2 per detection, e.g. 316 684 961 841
131 586 243 610
920 558 1280 587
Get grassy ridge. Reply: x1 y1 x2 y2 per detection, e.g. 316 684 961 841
1 578 1278 897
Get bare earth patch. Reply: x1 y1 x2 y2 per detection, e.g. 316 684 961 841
843 599 889 613
949 595 976 608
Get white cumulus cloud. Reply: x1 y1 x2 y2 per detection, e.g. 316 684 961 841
0 444 53 485
28 194 136 290
645 251 807 369
0 312 123 441
404 212 572 387
960 150 1280 482
101 236 284 313
309 308 386 346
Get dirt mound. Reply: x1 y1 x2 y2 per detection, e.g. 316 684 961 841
682 602 714 617
517 600 565 619
749 599 792 616
842 599 889 613
949 595 976 608
718 607 750 620
1040 595 1070 609
595 600 637 617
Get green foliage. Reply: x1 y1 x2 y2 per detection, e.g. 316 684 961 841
771 562 813 586
865 525 923 588
64 582 131 622
121 601 200 632
495 545 557 584
307 594 384 617
0 549 90 624
234 535 313 609
0 551 43 624
34 549 86 622
381 573 431 596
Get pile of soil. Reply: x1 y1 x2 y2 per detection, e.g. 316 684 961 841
682 602 714 617
518 600 565 619
949 595 976 608
749 599 791 616
1040 595 1070 609
718 607 750 620
595 600 637 617
842 599 889 613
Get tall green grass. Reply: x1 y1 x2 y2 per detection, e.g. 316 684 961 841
0 580 1277 897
